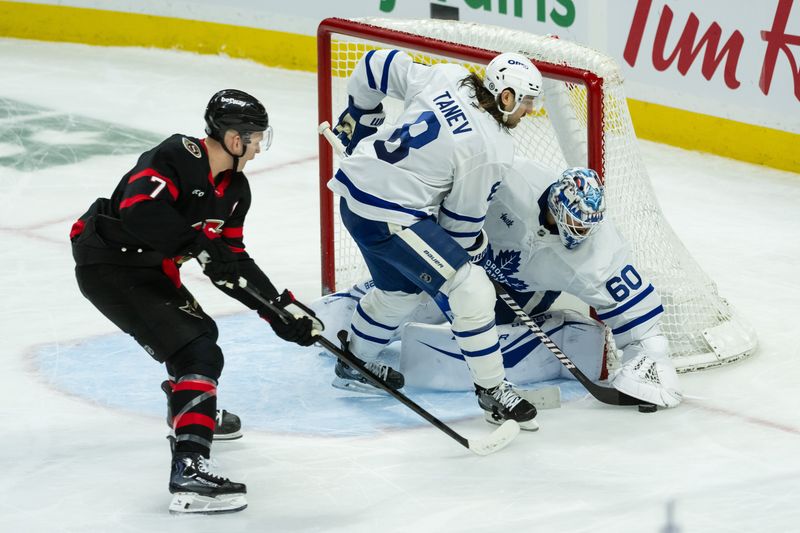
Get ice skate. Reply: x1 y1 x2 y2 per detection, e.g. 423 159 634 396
168 452 247 514
332 358 405 394
330 331 404 394
476 381 539 431
161 380 242 440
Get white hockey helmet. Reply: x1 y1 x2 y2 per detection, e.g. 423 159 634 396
483 52 542 117
547 167 605 249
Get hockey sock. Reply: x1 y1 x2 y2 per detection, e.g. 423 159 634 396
170 374 217 457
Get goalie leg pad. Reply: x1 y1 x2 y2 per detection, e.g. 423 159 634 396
309 287 362 349
399 309 605 391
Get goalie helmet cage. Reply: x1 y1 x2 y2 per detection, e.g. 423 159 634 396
316 17 757 372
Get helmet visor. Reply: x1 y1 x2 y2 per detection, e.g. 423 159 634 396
243 125 273 152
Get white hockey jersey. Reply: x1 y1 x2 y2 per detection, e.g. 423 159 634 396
328 49 514 248
481 159 665 349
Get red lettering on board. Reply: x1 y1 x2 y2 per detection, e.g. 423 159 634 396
760 0 800 100
624 0 743 89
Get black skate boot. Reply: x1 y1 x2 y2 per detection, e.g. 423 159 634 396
476 381 539 431
333 359 405 393
331 331 404 394
168 452 247 514
161 380 242 440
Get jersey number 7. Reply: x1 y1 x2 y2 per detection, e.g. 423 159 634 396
149 176 167 198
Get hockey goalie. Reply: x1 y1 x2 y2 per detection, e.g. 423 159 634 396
313 159 683 408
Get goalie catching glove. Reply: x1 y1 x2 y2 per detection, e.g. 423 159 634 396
610 352 683 408
334 96 385 155
258 289 321 347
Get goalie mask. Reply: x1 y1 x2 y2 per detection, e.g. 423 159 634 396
547 167 605 249
204 89 273 153
483 52 542 117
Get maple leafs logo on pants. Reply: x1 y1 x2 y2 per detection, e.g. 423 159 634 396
479 244 528 291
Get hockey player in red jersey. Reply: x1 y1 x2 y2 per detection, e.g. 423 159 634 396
70 89 315 514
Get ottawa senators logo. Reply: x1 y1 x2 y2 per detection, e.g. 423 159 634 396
182 137 202 159
192 219 225 237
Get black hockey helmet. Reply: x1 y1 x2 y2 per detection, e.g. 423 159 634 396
204 89 269 143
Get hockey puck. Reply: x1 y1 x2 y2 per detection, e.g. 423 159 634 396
638 403 657 413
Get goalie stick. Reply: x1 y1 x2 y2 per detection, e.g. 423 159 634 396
493 282 641 406
237 278 521 456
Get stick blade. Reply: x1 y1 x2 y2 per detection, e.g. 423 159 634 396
467 420 520 456
513 385 561 409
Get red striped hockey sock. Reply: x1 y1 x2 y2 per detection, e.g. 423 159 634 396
169 374 217 457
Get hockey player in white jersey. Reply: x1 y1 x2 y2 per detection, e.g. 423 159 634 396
474 160 681 407
328 49 544 429
318 160 683 409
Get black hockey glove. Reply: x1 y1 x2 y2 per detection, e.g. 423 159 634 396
191 234 240 289
258 290 317 347
334 96 385 155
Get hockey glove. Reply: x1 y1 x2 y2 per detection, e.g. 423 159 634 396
192 234 240 289
259 290 317 347
334 96 385 155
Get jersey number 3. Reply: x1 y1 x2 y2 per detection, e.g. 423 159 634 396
374 112 441 164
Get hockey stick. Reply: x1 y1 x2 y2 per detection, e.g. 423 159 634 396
318 121 346 157
238 279 521 456
493 281 641 406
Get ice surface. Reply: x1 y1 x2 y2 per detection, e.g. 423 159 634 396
1 38 798 532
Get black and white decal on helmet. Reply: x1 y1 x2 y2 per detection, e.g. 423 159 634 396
204 89 269 143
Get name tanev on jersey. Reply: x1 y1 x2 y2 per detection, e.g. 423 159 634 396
432 91 473 135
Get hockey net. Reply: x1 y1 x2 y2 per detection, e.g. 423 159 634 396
317 17 757 372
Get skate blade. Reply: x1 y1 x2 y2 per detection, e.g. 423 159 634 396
213 430 243 441
484 411 540 432
168 429 243 442
169 492 247 514
331 376 389 396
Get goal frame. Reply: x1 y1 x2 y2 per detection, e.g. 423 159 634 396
317 17 604 295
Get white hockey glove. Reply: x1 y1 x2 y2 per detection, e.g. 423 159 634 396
610 352 683 408
334 96 385 155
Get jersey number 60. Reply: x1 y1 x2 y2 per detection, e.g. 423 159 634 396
606 265 643 302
